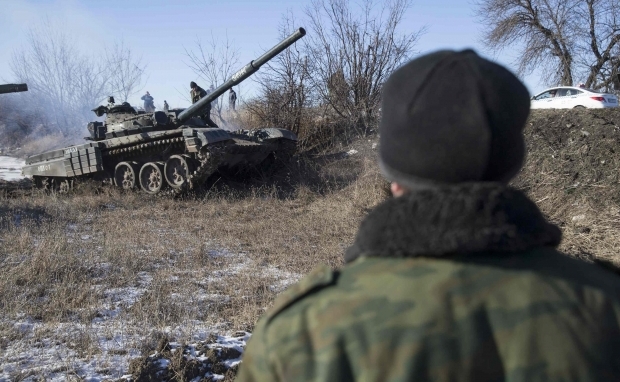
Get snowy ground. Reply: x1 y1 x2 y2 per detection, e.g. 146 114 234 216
0 238 301 381
0 156 25 181
0 243 301 382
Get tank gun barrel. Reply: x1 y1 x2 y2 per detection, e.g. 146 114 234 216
0 83 28 95
178 27 306 123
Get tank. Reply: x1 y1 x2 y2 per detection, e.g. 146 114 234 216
0 83 28 94
21 28 305 194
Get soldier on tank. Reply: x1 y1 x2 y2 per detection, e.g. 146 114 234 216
163 100 169 113
141 91 155 112
190 81 218 127
237 50 620 381
229 88 237 111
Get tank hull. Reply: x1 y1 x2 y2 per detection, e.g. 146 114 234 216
22 126 297 193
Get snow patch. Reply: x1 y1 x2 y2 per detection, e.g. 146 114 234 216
0 156 25 181
0 243 298 380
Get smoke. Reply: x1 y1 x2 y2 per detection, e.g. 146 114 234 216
214 109 245 132
0 92 86 157
2 16 144 157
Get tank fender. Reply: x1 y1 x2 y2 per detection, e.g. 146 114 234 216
257 128 298 141
22 143 104 178
22 157 69 177
182 128 232 153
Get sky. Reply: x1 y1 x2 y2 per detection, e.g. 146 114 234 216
0 0 545 111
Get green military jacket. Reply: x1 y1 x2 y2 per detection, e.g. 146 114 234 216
237 185 620 381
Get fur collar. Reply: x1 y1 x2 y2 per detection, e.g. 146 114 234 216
345 183 561 263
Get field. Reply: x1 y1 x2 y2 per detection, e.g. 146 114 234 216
0 140 386 381
1 108 620 380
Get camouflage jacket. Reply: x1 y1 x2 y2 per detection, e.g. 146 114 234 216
237 184 620 381
190 86 208 106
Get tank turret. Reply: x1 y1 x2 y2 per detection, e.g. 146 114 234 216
87 96 169 141
85 28 306 142
22 29 305 195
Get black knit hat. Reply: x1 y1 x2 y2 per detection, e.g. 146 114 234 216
379 49 530 189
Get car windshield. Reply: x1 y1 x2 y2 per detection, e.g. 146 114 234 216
534 90 558 100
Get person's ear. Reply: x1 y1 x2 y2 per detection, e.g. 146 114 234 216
391 182 408 197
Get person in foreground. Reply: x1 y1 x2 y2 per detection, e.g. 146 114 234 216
237 50 620 381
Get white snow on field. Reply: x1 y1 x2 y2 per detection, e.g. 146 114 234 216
0 244 301 381
0 282 251 381
0 156 25 181
0 318 250 382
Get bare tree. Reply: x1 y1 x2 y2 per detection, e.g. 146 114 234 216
184 32 241 126
305 0 424 135
104 41 147 102
10 20 109 134
578 0 620 90
476 0 620 90
249 11 316 136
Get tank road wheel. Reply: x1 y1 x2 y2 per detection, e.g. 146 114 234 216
164 155 194 189
58 179 72 194
42 177 52 191
34 176 55 193
139 162 166 194
33 176 45 190
114 161 140 190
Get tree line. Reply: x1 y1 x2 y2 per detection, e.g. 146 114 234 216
477 0 620 90
9 0 620 145
8 20 146 136
236 0 424 145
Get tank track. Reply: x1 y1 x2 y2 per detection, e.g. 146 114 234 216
104 136 227 193
278 139 297 162
29 134 294 195
186 143 227 191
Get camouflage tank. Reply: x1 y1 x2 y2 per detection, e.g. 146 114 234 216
21 29 305 194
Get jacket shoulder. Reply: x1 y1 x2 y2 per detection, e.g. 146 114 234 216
264 264 337 324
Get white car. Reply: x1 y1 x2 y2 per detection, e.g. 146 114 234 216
530 86 618 109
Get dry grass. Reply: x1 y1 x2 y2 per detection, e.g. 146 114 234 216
6 108 620 379
234 101 370 154
0 144 387 378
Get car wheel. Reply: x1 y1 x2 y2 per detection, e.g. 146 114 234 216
573 105 586 109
